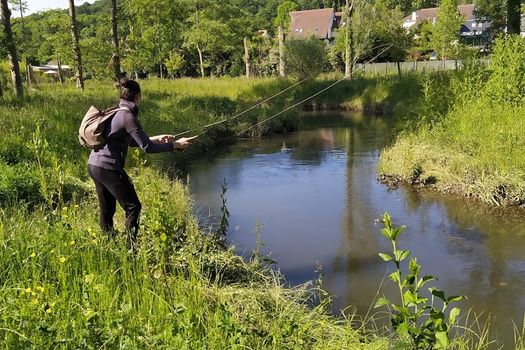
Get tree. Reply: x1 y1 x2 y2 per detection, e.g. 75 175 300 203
68 0 84 90
0 0 23 97
335 0 375 75
110 0 121 81
507 0 521 35
182 0 242 77
474 0 506 36
285 36 328 78
274 1 298 77
431 0 463 59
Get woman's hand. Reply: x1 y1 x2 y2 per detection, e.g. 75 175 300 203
173 136 197 150
151 134 174 144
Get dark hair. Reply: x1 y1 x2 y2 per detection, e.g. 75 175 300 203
119 79 141 102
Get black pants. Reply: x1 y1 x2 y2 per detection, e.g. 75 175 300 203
88 165 142 239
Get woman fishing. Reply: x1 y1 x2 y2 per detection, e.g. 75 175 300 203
87 79 195 242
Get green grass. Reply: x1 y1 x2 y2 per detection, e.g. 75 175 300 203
0 166 395 349
379 37 525 207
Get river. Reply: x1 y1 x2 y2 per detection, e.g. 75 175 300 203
186 112 525 348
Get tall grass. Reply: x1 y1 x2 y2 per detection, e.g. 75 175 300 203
379 36 525 206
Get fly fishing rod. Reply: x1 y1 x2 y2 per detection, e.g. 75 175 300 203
174 43 393 141
231 44 394 138
172 77 310 138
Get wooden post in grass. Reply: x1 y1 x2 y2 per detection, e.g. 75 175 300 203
244 37 251 79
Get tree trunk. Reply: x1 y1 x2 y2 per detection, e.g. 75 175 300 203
159 61 164 79
396 61 402 79
110 0 121 83
68 0 84 90
244 37 251 78
344 0 355 78
278 25 285 77
507 0 521 35
26 62 31 86
197 44 205 78
0 0 23 97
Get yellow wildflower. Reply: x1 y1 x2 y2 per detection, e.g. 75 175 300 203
31 298 39 305
69 240 75 246
59 256 66 264
30 252 36 258
37 286 45 293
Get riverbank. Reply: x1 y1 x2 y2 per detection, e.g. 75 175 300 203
378 37 525 208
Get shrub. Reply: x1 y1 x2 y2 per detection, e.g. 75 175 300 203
285 36 329 79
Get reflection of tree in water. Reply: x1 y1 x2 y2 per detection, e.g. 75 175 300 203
324 117 395 315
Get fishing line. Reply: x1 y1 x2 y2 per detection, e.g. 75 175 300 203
172 77 310 138
231 44 394 138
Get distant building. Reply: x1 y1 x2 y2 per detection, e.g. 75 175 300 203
288 8 341 40
403 4 491 48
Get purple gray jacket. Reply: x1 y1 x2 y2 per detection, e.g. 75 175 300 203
88 99 174 171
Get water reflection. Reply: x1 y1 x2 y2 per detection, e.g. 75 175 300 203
186 112 525 348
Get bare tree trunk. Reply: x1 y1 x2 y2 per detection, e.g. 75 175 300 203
244 37 251 79
278 25 285 77
110 0 121 83
0 78 3 97
68 0 84 90
0 0 23 97
197 44 205 78
396 61 402 79
26 63 31 85
159 62 164 79
507 0 521 35
344 0 355 78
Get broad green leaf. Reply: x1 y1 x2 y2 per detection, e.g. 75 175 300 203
430 288 446 302
390 226 406 241
389 271 401 284
395 249 410 262
417 275 436 289
380 228 392 240
403 290 417 305
395 322 410 336
447 295 464 303
374 296 391 308
392 304 411 317
409 258 421 275
378 253 393 262
403 275 415 286
435 331 450 349
449 307 461 325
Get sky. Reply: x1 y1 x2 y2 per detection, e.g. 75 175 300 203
14 0 97 16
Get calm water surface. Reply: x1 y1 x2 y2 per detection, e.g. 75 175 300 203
187 112 525 347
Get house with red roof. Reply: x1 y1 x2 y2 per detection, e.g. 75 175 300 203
288 8 343 41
